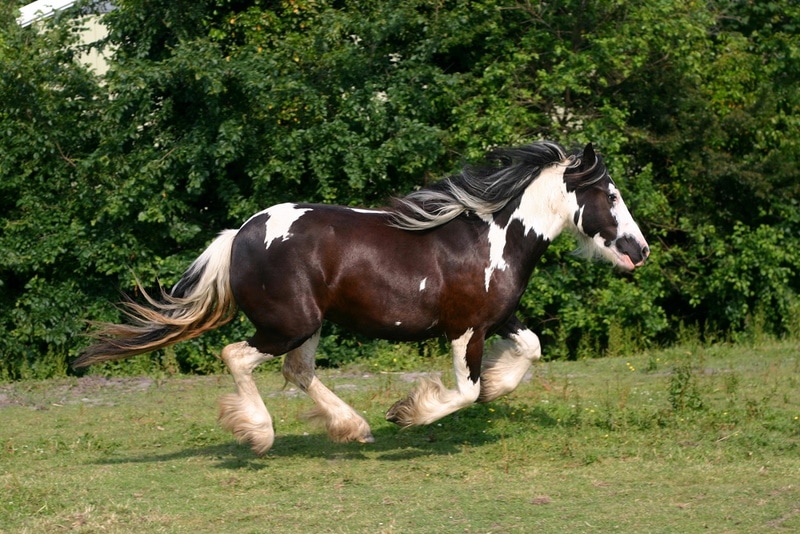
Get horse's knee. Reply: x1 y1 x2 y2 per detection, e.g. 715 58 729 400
478 329 540 403
219 341 246 364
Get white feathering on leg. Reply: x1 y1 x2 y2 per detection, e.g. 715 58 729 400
479 329 541 403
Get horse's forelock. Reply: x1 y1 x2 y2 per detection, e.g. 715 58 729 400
564 150 610 191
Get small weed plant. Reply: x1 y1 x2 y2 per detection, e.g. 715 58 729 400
668 358 705 412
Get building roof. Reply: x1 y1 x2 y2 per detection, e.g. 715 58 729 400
17 0 114 27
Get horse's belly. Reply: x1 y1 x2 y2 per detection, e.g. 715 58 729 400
325 297 442 342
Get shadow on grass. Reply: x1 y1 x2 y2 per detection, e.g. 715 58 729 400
92 403 518 470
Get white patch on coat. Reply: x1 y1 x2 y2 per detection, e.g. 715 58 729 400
478 164 578 292
573 205 585 233
347 207 389 215
262 203 312 250
480 214 509 291
608 183 642 239
419 278 427 292
511 164 577 241
395 321 402 326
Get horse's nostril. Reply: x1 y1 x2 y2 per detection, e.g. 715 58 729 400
643 245 650 257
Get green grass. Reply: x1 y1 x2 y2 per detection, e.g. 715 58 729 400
2 341 799 532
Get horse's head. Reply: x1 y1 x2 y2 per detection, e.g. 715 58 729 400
565 144 649 271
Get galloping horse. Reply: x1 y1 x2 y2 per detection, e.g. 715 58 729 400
74 141 649 456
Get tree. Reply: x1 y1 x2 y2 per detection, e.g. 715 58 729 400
1 0 798 379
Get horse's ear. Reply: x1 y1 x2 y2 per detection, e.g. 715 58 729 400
582 143 596 167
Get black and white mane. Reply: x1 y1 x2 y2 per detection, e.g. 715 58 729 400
390 141 610 231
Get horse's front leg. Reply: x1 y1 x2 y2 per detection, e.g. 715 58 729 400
478 315 541 403
386 328 484 427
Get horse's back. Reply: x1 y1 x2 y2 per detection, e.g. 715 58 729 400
230 203 448 343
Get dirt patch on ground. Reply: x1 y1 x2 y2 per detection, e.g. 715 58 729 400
0 376 156 410
0 369 530 410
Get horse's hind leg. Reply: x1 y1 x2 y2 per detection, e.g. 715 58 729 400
478 316 541 403
282 330 374 444
218 341 277 456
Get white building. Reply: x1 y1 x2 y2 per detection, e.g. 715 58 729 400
17 0 115 74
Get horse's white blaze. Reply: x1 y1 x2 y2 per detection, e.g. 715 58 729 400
419 277 427 291
481 214 510 291
610 183 644 242
511 164 577 241
585 183 647 270
262 203 312 250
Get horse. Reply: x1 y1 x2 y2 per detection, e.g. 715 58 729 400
73 140 649 456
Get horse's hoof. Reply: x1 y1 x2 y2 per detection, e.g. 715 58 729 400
385 400 402 424
359 433 376 444
386 399 412 427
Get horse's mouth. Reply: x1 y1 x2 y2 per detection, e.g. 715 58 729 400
612 235 649 270
611 248 648 271
615 253 637 271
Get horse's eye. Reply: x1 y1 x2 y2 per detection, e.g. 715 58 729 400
607 193 618 205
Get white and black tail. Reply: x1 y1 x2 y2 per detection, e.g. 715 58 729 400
73 230 238 368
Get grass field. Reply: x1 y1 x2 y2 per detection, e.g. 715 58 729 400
1 341 799 532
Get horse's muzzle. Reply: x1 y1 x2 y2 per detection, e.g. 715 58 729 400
616 234 650 268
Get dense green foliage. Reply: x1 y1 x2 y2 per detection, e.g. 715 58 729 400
1 0 798 378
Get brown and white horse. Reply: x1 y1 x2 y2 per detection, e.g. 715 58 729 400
74 141 649 456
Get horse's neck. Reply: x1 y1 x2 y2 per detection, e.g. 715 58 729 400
509 164 574 242
481 165 574 286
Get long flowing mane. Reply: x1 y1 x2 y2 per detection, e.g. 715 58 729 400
389 140 575 231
